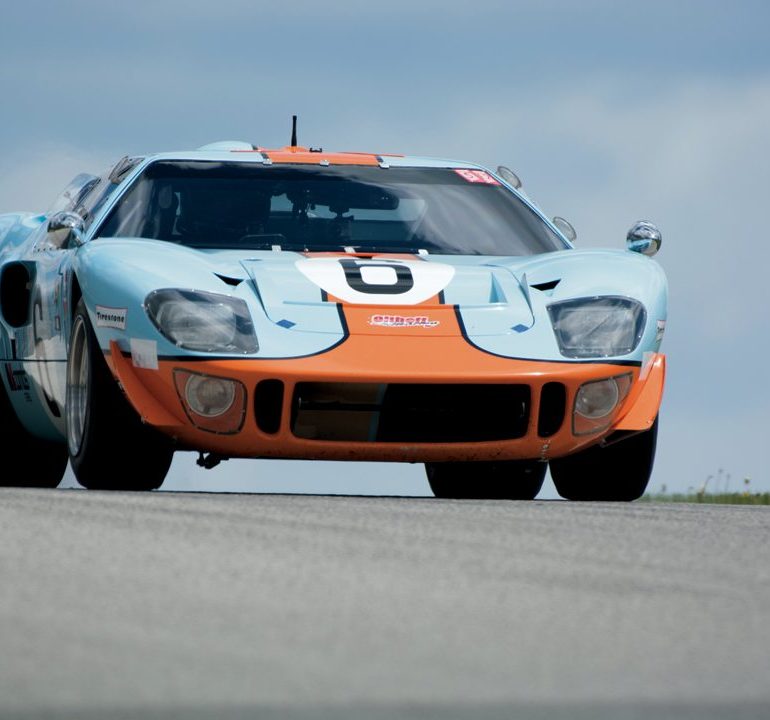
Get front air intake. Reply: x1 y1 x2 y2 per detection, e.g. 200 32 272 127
537 382 566 437
291 383 530 443
254 379 284 434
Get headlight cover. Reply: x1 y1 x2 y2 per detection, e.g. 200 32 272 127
145 289 258 353
548 297 646 359
572 373 633 436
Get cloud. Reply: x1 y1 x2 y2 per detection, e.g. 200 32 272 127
3 61 769 493
0 144 118 214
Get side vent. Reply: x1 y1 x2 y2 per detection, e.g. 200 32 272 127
255 379 284 434
0 262 33 328
108 156 143 184
538 382 566 437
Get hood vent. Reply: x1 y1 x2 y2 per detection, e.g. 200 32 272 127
215 273 245 287
530 279 560 293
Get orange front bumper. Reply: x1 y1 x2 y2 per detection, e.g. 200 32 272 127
107 329 665 463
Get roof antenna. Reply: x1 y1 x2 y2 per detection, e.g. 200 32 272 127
290 115 298 147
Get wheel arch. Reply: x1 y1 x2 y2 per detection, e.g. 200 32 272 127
70 272 82 323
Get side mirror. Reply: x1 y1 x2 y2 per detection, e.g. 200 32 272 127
626 220 661 256
496 166 522 189
47 211 86 249
552 216 577 242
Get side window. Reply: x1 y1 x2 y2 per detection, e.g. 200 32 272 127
47 173 100 215
79 157 143 230
74 175 120 229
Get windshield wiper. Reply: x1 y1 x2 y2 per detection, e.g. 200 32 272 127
183 236 433 254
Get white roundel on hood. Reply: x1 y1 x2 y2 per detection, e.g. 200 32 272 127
295 257 455 305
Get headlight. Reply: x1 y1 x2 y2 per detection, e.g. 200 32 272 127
572 374 632 436
185 374 236 417
575 378 619 419
548 297 646 358
145 289 258 353
173 369 247 434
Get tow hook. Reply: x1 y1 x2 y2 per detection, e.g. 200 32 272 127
196 452 229 470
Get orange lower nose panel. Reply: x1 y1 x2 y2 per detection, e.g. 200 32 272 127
106 337 663 464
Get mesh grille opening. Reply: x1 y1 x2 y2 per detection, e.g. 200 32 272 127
291 383 530 443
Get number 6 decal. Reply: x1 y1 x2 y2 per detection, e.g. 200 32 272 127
339 259 414 295
296 257 455 306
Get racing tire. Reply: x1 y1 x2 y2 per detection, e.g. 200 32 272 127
425 460 547 500
0 375 68 488
549 418 658 502
66 300 173 491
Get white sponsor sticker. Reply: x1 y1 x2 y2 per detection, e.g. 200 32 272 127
453 168 501 185
296 257 455 306
640 351 655 381
130 338 158 370
95 305 127 330
369 314 439 328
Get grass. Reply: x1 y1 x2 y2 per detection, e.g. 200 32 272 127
643 492 770 505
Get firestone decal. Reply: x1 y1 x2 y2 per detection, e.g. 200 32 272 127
369 314 440 328
95 305 127 330
296 258 455 306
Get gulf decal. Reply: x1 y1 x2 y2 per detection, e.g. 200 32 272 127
343 304 458 336
369 314 439 328
295 257 455 306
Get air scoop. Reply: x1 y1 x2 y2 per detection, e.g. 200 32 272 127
443 264 536 336
241 258 345 334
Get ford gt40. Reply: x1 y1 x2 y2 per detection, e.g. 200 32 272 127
0 141 667 499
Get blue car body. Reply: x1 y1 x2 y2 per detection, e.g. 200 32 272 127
0 142 667 497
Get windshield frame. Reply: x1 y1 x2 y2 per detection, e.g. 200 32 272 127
91 158 572 256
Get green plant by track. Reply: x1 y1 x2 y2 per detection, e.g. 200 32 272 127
643 492 769 505
643 474 768 504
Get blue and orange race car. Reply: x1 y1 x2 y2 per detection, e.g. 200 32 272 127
0 137 667 500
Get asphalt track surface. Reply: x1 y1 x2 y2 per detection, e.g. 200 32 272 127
1 489 769 720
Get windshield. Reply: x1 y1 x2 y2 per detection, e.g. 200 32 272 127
95 161 567 256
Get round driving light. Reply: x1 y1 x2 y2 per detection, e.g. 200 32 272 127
185 375 236 417
575 378 619 419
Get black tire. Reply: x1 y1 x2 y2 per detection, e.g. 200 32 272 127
66 300 173 491
549 418 658 501
0 375 68 488
425 460 546 500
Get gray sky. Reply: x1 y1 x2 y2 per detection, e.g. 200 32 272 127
1 1 768 496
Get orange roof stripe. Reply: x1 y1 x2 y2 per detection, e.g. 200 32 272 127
265 151 379 165
232 146 380 165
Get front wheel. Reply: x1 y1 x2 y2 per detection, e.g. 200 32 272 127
66 300 173 491
549 418 658 501
425 460 546 500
